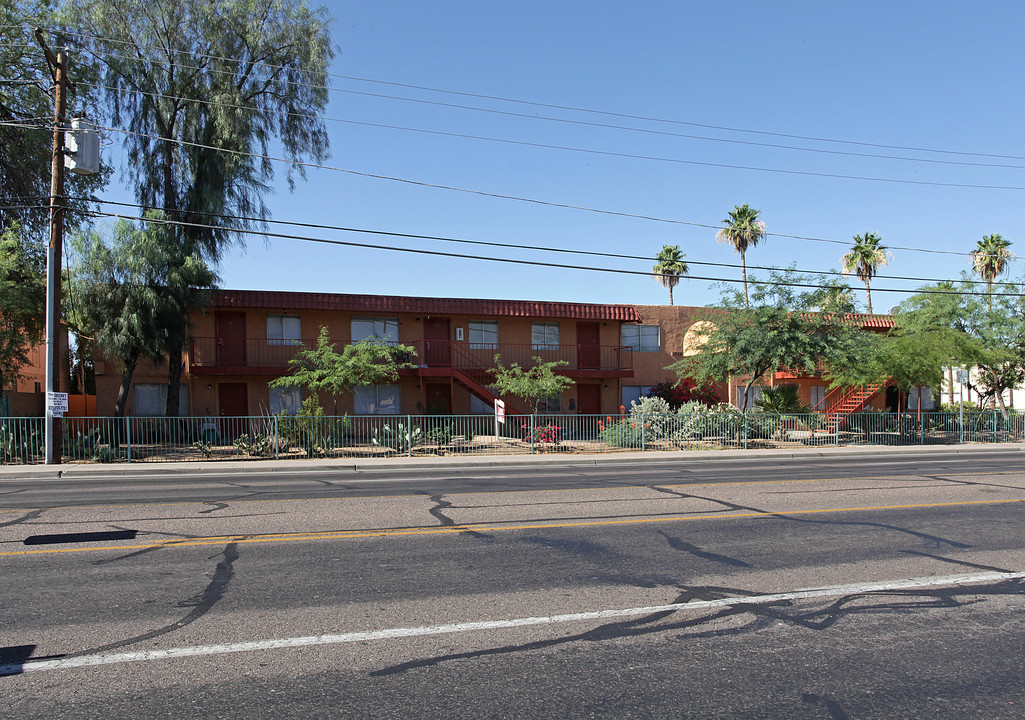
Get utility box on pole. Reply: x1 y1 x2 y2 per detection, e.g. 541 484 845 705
65 117 100 175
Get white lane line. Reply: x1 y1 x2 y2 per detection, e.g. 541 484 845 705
4 570 1022 676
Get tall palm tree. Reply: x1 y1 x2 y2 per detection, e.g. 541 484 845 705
715 204 766 307
651 244 689 305
971 233 1014 310
840 232 891 314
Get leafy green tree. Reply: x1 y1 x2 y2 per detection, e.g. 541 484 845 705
715 203 766 308
970 234 1014 312
0 222 46 393
670 273 863 412
69 218 217 416
491 356 573 413
841 232 891 313
63 0 334 415
809 276 857 314
270 326 416 415
651 244 688 305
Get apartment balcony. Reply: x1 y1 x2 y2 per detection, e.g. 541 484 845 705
187 337 633 378
409 340 633 379
187 337 319 375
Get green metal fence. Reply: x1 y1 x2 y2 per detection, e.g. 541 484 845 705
1 410 1023 465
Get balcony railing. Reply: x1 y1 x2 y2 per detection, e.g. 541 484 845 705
189 337 318 371
411 340 632 375
187 337 633 375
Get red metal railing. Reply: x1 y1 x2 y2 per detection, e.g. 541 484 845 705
189 337 318 369
411 340 632 374
188 337 633 374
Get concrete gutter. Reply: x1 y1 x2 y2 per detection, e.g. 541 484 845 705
2 442 1024 481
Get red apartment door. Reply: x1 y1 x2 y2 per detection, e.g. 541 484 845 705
425 382 452 415
218 382 249 440
215 311 247 366
578 384 601 415
424 318 451 367
577 322 600 370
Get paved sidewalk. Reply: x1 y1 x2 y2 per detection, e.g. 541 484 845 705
1 441 1024 481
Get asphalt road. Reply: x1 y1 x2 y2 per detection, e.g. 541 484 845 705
2 451 1024 718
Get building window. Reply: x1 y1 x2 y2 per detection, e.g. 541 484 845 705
908 387 935 410
267 315 301 346
469 321 498 349
133 384 190 416
531 322 560 350
537 395 562 414
621 385 655 410
351 317 399 344
735 385 763 410
810 385 827 411
353 385 400 415
269 386 301 415
622 324 660 352
470 394 495 415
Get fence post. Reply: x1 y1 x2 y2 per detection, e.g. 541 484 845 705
641 413 646 452
530 414 535 454
994 408 998 443
274 415 279 461
125 416 132 462
920 414 924 444
407 415 413 457
743 414 748 450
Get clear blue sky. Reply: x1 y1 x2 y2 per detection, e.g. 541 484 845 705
109 1 1025 310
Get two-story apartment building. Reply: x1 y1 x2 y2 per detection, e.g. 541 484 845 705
95 290 641 418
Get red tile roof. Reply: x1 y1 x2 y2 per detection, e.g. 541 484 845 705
209 290 642 322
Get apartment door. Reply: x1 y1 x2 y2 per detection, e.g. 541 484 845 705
218 382 249 440
424 318 451 367
576 322 599 369
424 381 452 415
215 311 247 366
577 384 601 415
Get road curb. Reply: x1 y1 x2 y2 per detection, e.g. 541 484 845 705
2 442 1024 481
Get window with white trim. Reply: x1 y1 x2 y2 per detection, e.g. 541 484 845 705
269 386 301 415
621 324 660 352
469 321 498 349
133 384 190 416
531 322 560 350
351 317 399 343
267 315 301 346
353 385 400 415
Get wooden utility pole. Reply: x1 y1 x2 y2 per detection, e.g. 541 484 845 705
35 30 69 465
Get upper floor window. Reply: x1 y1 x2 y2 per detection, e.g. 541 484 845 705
352 317 399 344
531 322 560 350
267 315 301 346
622 324 660 352
469 321 498 349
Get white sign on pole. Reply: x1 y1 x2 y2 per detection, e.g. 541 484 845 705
47 391 68 418
495 399 506 425
956 369 969 385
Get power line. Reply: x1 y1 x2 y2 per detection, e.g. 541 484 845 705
72 119 1024 259
73 206 1023 299
34 26 1025 163
78 196 1022 288
72 79 1025 173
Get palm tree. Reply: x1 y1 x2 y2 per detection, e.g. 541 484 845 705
971 233 1014 310
651 244 689 305
715 204 766 307
840 232 891 314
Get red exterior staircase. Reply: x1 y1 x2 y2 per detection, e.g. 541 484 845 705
821 382 888 431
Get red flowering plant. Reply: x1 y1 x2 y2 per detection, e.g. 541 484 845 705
646 378 721 409
521 422 564 445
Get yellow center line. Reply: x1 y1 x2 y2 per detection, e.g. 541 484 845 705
1 469 1023 516
3 496 1024 557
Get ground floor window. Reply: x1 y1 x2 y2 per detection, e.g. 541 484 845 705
470 394 495 415
354 385 400 415
269 386 301 415
810 385 827 411
908 387 936 410
735 385 763 410
133 383 189 416
537 395 562 414
621 385 654 409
